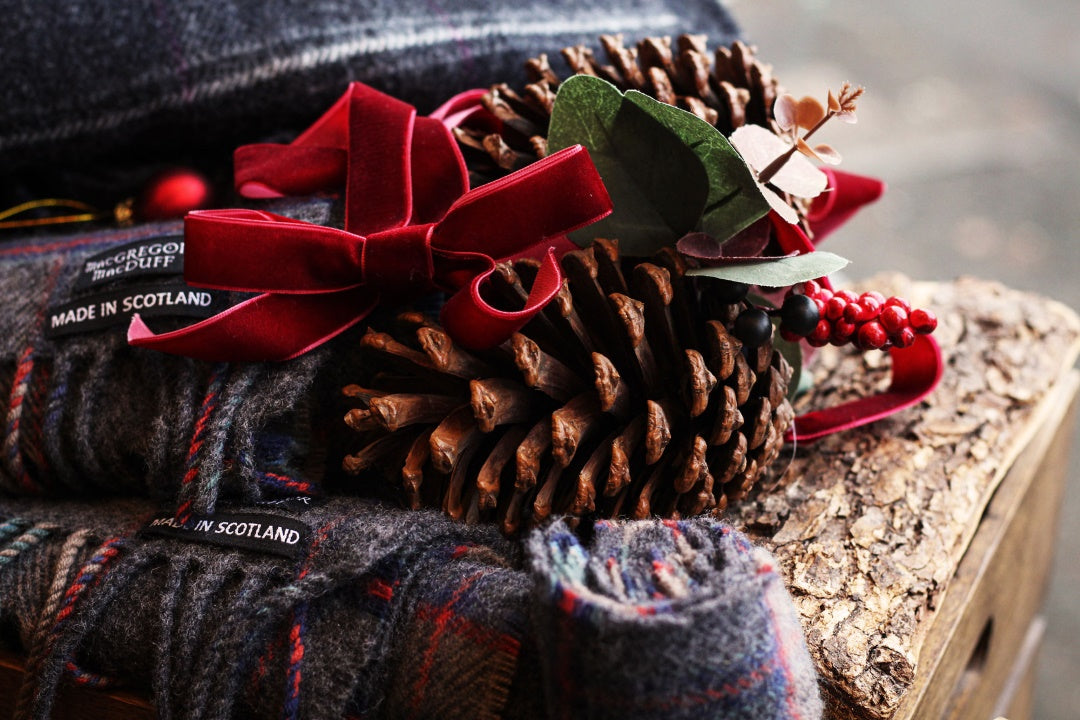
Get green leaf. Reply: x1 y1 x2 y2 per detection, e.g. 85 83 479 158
686 251 849 288
623 91 770 241
547 75 709 255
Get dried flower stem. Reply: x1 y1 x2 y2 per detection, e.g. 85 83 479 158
757 83 863 185
757 112 832 185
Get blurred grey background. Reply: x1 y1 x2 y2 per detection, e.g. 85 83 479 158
731 1 1079 716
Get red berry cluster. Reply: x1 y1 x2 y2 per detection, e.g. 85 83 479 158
780 280 937 350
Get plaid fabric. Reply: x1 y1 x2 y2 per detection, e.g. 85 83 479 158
379 543 533 720
1 0 739 175
529 520 822 720
0 494 821 720
0 199 361 515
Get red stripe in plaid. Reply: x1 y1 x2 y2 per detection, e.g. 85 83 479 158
556 586 578 616
6 259 63 494
64 660 117 688
588 655 783 713
367 576 396 602
20 357 51 485
559 585 659 618
4 347 37 493
280 518 342 720
0 224 179 258
53 537 124 627
411 571 483 703
256 471 317 495
0 236 111 257
176 365 227 524
404 571 522 720
414 601 521 657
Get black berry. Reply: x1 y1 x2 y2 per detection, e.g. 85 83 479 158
780 294 820 336
733 308 773 347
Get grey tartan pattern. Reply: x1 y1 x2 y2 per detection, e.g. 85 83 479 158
0 494 821 720
0 0 739 169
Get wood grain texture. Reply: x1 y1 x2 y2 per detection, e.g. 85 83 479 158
729 275 1080 719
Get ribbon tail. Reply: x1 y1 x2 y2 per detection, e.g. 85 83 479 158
786 334 943 443
806 169 886 244
439 249 563 350
128 289 378 362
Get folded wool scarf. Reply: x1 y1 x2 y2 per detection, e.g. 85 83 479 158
0 0 740 174
0 198 363 515
0 494 822 720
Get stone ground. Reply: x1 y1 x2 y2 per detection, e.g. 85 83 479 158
730 1 1080 717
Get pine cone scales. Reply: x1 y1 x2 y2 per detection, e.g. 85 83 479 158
342 240 794 533
455 34 781 176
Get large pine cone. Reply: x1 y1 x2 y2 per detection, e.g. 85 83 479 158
341 240 794 534
455 34 781 177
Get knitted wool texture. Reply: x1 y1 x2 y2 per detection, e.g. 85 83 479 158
0 198 354 514
0 495 822 720
0 0 740 171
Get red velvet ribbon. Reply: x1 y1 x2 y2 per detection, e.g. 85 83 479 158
786 333 943 443
128 83 612 361
770 213 943 443
806 168 886 243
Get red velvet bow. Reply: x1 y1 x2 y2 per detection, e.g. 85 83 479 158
128 83 612 361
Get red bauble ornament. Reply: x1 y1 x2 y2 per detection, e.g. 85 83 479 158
136 169 211 220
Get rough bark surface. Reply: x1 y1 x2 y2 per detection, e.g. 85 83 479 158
727 275 1080 719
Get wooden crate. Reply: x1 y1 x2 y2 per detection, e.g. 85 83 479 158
895 374 1075 719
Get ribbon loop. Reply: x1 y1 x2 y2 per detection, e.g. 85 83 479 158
129 83 612 362
434 145 610 258
184 210 365 294
345 84 417 233
441 248 565 350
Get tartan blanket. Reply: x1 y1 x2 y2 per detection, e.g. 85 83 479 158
0 494 821 719
0 0 739 171
0 201 361 513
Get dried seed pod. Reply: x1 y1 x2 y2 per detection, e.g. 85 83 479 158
342 242 794 533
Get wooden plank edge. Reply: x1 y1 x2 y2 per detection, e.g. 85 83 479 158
887 369 1079 719
990 615 1046 720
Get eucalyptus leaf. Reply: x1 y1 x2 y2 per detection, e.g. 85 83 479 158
729 125 827 199
623 91 770 241
687 251 849 288
547 75 708 255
